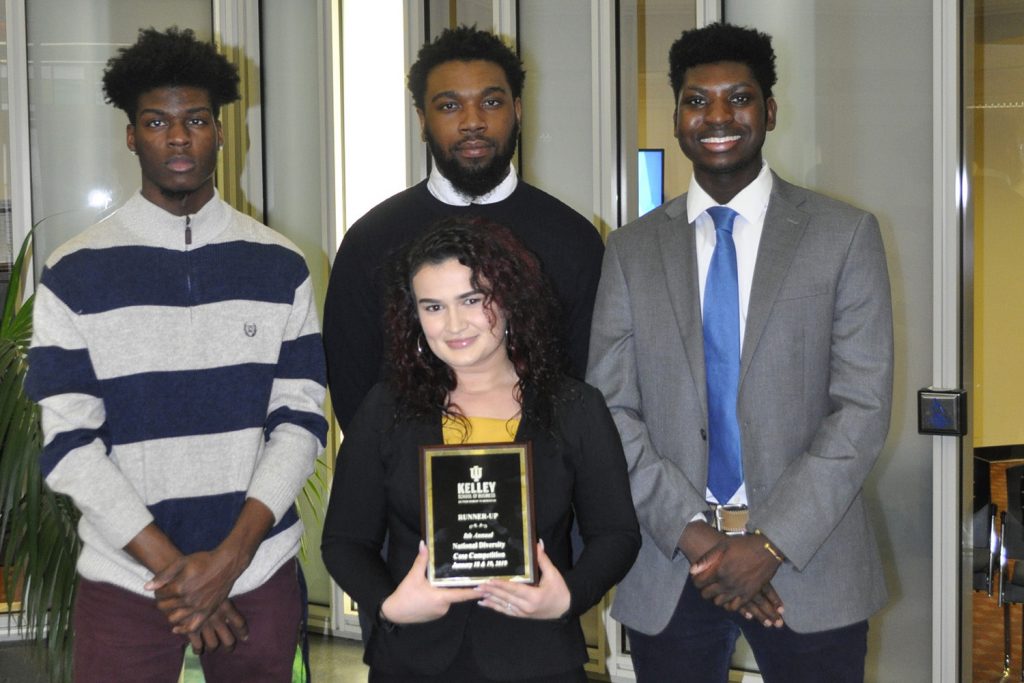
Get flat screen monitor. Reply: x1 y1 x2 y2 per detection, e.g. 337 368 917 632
638 148 664 216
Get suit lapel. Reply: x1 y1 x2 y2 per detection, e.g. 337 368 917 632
652 177 809 411
656 199 708 415
740 176 808 386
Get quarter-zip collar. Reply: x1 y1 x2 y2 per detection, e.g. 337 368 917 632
118 189 230 250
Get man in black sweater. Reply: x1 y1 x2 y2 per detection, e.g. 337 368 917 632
323 26 604 431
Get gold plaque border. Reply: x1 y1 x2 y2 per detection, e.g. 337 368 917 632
420 441 536 587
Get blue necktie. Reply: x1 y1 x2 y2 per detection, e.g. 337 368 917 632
703 206 743 503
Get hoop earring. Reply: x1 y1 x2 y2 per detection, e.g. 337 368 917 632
417 332 426 356
505 322 514 352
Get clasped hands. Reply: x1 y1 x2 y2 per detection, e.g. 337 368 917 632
145 548 248 654
379 539 571 625
681 521 785 628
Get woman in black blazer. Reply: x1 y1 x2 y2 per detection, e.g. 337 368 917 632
321 217 640 682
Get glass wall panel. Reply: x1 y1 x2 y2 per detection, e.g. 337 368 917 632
261 0 334 609
25 0 210 271
968 2 1024 680
427 0 494 40
634 0 696 216
726 2 934 680
518 0 594 223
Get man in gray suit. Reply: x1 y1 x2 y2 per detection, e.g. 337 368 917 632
587 22 893 682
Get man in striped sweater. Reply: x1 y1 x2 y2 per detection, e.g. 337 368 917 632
24 27 327 682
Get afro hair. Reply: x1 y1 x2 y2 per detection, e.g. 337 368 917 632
102 26 240 124
669 22 777 101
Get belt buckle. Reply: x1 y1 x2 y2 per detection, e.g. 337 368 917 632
711 504 749 536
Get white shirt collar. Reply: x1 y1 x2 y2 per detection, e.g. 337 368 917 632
686 159 773 224
426 164 518 206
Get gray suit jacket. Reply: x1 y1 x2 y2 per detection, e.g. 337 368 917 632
587 173 893 635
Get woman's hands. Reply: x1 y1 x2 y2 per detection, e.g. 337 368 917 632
381 539 572 626
476 540 571 621
380 541 478 624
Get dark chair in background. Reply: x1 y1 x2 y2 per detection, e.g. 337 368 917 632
977 502 999 594
971 500 1000 680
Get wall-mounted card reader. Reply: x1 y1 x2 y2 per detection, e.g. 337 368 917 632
917 387 967 436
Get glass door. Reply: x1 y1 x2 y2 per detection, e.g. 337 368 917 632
966 1 1024 680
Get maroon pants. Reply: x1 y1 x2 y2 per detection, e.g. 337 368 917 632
72 560 301 683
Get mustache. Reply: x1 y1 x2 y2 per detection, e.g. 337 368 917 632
451 135 497 149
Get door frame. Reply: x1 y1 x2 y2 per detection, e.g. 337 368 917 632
932 0 966 681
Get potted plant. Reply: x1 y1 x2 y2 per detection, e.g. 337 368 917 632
0 228 81 682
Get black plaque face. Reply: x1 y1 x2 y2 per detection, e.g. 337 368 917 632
420 442 536 587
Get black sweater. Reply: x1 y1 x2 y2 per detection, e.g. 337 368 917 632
322 180 604 430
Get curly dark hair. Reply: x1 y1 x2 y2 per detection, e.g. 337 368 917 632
384 217 564 428
668 22 777 101
407 25 526 110
102 27 240 124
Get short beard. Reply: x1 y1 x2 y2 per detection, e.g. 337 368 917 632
427 120 519 199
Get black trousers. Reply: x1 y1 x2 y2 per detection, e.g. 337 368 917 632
627 579 868 683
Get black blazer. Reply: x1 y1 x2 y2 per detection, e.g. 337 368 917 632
321 378 640 679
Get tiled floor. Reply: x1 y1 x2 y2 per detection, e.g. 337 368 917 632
0 636 371 682
2 635 607 681
0 641 47 683
308 635 608 681
308 633 368 681
179 634 368 681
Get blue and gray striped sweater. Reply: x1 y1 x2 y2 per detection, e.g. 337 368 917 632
25 191 328 596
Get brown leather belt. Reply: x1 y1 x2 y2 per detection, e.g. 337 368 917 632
708 504 749 535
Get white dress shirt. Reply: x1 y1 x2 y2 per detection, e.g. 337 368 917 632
686 160 774 507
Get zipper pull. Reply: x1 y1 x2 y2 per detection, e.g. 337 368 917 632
185 215 192 246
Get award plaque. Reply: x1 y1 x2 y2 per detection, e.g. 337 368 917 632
420 442 536 587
